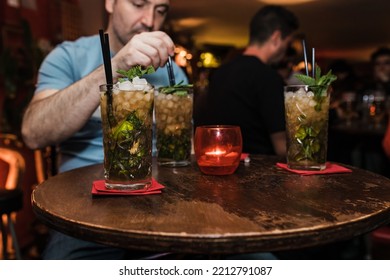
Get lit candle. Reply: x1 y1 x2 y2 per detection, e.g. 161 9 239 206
204 147 226 164
205 148 226 156
194 125 243 175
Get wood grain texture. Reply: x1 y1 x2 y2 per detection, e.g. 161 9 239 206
32 155 390 254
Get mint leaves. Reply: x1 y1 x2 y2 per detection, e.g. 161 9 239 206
293 119 323 162
159 81 193 95
295 65 337 111
117 65 155 82
295 65 337 88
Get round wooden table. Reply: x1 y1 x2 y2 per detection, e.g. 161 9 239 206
31 155 390 255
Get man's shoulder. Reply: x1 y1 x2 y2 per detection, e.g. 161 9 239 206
36 35 101 91
218 55 267 71
216 55 277 79
45 35 101 67
59 35 100 51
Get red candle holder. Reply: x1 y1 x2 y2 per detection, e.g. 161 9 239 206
194 125 243 175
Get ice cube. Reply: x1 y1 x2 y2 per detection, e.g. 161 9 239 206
133 84 145 90
297 88 307 95
306 91 314 98
118 81 134 91
144 84 152 91
133 76 148 85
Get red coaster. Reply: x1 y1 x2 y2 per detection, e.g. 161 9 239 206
240 153 249 161
276 162 352 176
92 178 164 196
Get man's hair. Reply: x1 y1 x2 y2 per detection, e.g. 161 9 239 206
370 47 390 62
249 5 299 44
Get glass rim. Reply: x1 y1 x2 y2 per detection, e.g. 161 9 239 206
284 84 329 90
196 125 241 130
157 87 193 95
99 84 114 90
99 83 154 91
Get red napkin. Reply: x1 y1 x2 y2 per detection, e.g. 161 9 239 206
276 162 352 175
92 178 164 196
240 153 249 161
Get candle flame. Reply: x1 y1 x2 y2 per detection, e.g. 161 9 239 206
205 148 226 156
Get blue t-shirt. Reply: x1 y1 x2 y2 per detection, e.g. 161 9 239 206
36 35 188 172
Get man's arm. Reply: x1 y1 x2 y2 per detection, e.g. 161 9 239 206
21 67 105 149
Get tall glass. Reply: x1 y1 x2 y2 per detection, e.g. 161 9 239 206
155 87 193 166
284 85 331 170
100 84 154 190
370 90 387 128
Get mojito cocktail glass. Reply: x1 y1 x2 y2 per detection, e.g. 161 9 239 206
155 87 193 166
284 85 330 170
100 82 154 190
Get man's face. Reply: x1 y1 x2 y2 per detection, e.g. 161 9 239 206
107 0 170 47
269 34 293 65
373 54 390 82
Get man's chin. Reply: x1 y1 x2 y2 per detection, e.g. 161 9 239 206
135 28 152 34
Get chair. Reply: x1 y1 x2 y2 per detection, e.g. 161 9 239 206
370 225 390 259
0 134 25 259
35 145 59 181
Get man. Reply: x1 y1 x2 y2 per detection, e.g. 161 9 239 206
22 0 188 259
354 47 390 177
369 47 390 96
194 5 299 156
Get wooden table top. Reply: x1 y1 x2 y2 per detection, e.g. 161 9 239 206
32 155 390 255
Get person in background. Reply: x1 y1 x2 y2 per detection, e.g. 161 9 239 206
364 47 390 96
382 48 390 158
21 0 188 259
327 59 360 123
383 115 390 158
326 60 361 171
194 5 299 156
359 48 390 125
353 48 390 177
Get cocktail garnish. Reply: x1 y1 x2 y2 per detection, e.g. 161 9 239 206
159 81 193 95
117 65 155 82
294 65 337 111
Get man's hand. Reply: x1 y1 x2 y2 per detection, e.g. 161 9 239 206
112 31 175 72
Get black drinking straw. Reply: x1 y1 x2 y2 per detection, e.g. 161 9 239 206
166 56 176 86
302 40 309 76
99 29 113 85
99 29 114 127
